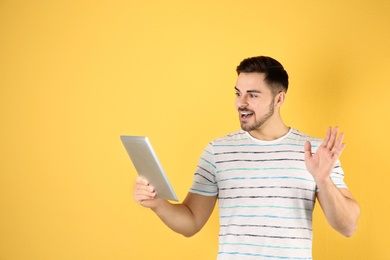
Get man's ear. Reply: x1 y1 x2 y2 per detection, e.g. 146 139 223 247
275 91 286 107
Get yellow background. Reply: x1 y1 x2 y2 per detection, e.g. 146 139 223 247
1 1 389 259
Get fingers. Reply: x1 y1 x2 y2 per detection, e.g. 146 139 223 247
135 176 150 185
134 176 157 205
333 131 346 157
328 127 338 150
323 126 346 157
322 127 332 148
322 126 335 149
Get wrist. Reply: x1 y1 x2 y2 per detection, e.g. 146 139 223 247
314 176 334 191
151 198 167 213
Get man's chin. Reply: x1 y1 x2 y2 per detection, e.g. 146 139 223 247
240 123 253 132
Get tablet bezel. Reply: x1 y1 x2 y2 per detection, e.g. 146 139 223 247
120 136 179 201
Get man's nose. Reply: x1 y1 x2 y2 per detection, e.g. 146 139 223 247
237 97 249 108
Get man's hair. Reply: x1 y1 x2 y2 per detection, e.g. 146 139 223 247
236 56 289 93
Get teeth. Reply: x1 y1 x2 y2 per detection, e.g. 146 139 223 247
240 111 253 118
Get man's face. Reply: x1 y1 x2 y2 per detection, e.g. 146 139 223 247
234 72 276 132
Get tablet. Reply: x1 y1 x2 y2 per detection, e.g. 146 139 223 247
120 136 179 201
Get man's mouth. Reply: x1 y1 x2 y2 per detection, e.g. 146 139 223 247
239 110 254 119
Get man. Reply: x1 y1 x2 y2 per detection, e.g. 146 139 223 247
134 56 360 259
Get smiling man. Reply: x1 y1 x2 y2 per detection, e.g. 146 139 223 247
134 56 360 259
235 72 287 139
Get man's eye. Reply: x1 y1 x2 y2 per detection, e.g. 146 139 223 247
250 94 258 98
235 92 241 97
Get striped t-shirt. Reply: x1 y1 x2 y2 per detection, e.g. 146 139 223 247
190 128 347 260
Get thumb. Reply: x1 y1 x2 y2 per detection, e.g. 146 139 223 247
304 141 312 160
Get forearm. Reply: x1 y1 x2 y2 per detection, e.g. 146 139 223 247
316 179 360 237
151 199 201 237
134 177 216 237
151 193 217 237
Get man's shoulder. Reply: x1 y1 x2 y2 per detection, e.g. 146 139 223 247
290 128 323 145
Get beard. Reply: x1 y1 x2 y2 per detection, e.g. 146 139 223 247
239 100 275 132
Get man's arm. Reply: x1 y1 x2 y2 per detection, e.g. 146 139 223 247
134 176 217 237
304 127 360 237
316 185 360 237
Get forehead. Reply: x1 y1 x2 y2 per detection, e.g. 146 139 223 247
235 72 271 93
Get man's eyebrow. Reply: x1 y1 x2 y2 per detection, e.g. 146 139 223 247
247 89 261 93
234 86 261 93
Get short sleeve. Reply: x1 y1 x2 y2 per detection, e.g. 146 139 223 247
189 143 218 196
316 160 348 192
330 160 348 188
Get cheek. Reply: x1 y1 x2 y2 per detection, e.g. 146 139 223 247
252 100 271 112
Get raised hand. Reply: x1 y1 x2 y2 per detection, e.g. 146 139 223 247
304 127 346 184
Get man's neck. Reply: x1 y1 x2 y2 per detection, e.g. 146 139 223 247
248 123 290 141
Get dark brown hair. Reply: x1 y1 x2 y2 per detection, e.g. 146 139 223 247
236 56 289 93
